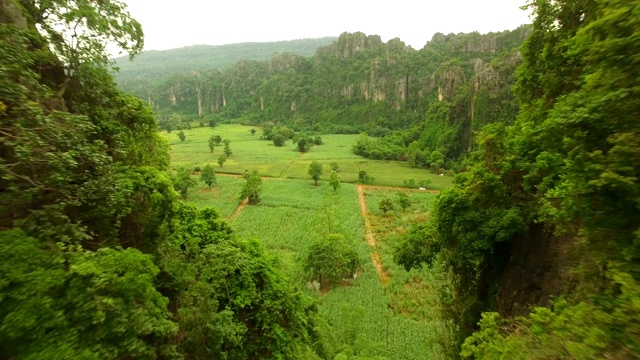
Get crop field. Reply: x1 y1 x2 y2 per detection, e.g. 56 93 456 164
170 124 454 358
162 124 454 189
182 175 245 218
361 188 450 323
180 173 451 358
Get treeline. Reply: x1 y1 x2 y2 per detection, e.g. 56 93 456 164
396 0 640 357
0 1 316 359
140 27 531 165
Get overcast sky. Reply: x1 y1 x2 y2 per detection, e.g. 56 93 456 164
123 0 531 51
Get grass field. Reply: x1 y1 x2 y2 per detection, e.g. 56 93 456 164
162 124 454 189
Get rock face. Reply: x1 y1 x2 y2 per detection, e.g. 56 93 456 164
147 26 530 157
497 224 573 317
0 0 27 28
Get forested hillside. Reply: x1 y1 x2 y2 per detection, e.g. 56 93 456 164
113 37 336 101
396 0 640 357
0 1 315 358
142 27 531 166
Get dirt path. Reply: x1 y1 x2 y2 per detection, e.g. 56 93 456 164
228 198 248 222
278 151 306 178
358 184 441 194
357 185 390 285
216 172 271 181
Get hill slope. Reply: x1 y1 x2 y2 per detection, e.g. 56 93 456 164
113 37 337 94
146 27 531 164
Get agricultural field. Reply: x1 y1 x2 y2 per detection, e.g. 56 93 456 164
162 124 454 189
171 124 454 358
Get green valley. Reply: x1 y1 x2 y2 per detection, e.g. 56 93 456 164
1 0 639 359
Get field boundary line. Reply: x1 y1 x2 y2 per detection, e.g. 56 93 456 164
278 151 305 178
357 185 390 285
228 198 249 222
358 184 441 193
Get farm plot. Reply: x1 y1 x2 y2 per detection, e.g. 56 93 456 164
361 187 452 332
182 175 245 219
227 178 446 359
162 125 454 189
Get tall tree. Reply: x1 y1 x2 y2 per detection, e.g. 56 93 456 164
328 170 340 192
200 164 216 190
173 166 196 199
217 154 227 167
308 161 323 186
208 135 216 153
239 170 263 204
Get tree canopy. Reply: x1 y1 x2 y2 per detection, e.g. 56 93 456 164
0 3 317 358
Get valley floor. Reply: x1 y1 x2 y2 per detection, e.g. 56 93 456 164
170 125 454 358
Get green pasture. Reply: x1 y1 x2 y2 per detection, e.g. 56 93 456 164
161 125 453 189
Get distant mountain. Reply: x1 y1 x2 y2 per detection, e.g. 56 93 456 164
112 37 337 94
146 27 531 162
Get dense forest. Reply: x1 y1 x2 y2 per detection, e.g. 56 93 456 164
395 0 640 357
1 0 639 358
0 1 315 358
113 37 337 103
143 27 531 167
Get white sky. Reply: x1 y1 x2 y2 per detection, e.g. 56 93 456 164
123 0 532 51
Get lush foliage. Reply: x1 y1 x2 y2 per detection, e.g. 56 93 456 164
303 233 359 288
308 160 323 186
328 170 341 192
200 164 216 190
240 170 263 204
0 4 317 359
396 0 640 356
172 166 197 199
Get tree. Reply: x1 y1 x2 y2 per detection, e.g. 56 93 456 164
358 170 373 183
297 137 311 153
178 130 186 143
170 113 183 130
250 128 256 135
378 197 394 214
200 165 216 191
303 233 359 288
308 161 323 186
396 191 411 211
208 135 216 153
313 136 323 145
418 179 432 188
272 134 286 147
0 3 317 359
217 154 227 168
330 162 340 172
173 166 197 199
239 170 263 204
223 139 232 157
23 0 144 74
328 170 341 192
429 151 445 173
0 229 177 359
214 135 222 145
